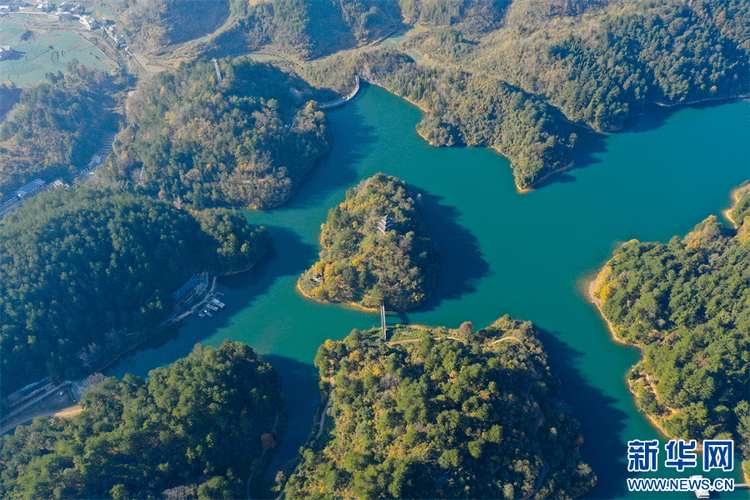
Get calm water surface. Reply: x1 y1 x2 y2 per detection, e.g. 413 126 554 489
110 87 750 498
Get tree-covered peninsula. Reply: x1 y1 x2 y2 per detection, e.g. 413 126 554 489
302 0 747 189
0 188 271 397
298 173 439 310
0 64 125 199
0 340 283 500
305 49 576 190
591 183 750 475
98 58 329 210
402 0 750 132
286 317 596 499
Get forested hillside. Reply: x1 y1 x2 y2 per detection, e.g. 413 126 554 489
99 58 329 209
112 0 230 51
0 341 283 500
591 184 750 474
0 188 271 396
298 173 439 310
286 317 596 499
100 0 749 192
0 64 125 199
404 0 750 131
305 50 576 189
301 0 747 188
195 0 401 59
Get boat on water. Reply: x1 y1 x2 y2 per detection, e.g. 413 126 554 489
206 303 219 312
211 297 226 308
203 309 213 318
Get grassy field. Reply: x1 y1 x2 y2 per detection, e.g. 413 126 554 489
0 12 117 86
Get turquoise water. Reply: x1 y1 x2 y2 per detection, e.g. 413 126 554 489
110 86 750 498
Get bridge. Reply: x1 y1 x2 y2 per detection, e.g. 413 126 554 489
319 75 360 109
380 303 387 340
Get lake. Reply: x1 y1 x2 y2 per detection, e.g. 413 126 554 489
110 85 750 498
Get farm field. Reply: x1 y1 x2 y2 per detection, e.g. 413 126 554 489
0 11 117 86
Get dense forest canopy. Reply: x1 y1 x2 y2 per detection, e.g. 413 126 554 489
299 173 439 310
0 64 125 199
95 0 750 193
592 184 750 473
0 188 271 396
0 340 283 500
305 50 576 189
284 0 747 187
98 58 329 209
287 317 596 499
403 0 750 132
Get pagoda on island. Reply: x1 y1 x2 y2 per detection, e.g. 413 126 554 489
377 214 396 234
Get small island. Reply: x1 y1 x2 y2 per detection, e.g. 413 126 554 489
590 183 750 479
0 340 283 500
298 173 439 310
285 316 597 499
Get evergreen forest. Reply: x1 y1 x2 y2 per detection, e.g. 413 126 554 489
0 341 283 500
298 173 439 310
0 188 271 397
286 317 597 499
592 184 750 474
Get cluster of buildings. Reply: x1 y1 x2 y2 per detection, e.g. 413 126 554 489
58 1 84 13
104 24 125 46
1 1 127 48
79 14 98 30
0 3 20 14
0 1 86 19
170 273 226 319
36 2 82 13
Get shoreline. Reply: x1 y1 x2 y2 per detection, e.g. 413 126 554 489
389 85 574 196
1 258 267 434
722 183 750 228
515 161 575 195
651 93 750 109
97 248 271 374
586 270 677 442
295 281 380 314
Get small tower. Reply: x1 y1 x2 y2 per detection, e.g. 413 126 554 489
377 214 396 235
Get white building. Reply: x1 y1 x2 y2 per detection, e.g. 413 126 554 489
79 15 99 30
0 46 13 61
